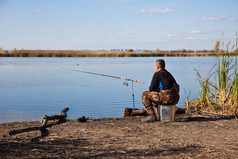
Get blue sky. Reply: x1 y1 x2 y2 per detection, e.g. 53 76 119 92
0 0 237 50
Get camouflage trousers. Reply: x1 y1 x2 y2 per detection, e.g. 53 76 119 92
142 91 180 115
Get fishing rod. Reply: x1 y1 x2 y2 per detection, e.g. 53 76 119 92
68 69 144 84
66 68 144 110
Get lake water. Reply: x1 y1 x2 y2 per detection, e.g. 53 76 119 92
0 57 220 123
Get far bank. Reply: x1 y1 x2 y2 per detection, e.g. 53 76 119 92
1 50 238 57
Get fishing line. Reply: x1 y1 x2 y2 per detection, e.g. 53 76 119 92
54 65 144 109
66 69 145 84
67 69 122 80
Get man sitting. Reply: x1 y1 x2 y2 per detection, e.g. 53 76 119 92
142 59 180 122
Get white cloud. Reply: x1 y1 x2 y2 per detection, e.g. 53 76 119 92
167 34 175 37
228 18 237 22
190 29 215 34
185 37 194 40
125 33 139 38
0 22 8 26
190 30 201 34
168 33 208 41
135 39 163 43
202 16 236 21
141 8 173 13
202 37 208 40
147 14 153 17
167 34 183 38
35 9 41 13
121 0 132 3
185 37 209 40
0 22 22 27
70 29 89 33
146 39 163 43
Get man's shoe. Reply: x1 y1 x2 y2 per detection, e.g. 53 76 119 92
141 114 156 122
153 107 160 121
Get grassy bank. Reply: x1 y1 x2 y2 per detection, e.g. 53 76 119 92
1 49 237 57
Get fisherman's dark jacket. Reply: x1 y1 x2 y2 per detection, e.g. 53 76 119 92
142 69 180 106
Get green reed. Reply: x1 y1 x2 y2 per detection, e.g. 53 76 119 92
191 39 238 115
184 86 193 113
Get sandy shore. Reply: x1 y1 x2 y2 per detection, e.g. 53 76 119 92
0 115 238 158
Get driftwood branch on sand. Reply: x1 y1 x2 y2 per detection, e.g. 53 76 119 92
124 107 186 117
9 107 69 136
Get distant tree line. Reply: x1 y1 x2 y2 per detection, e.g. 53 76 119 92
1 40 238 58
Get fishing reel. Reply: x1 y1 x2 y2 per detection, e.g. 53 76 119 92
123 80 129 86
